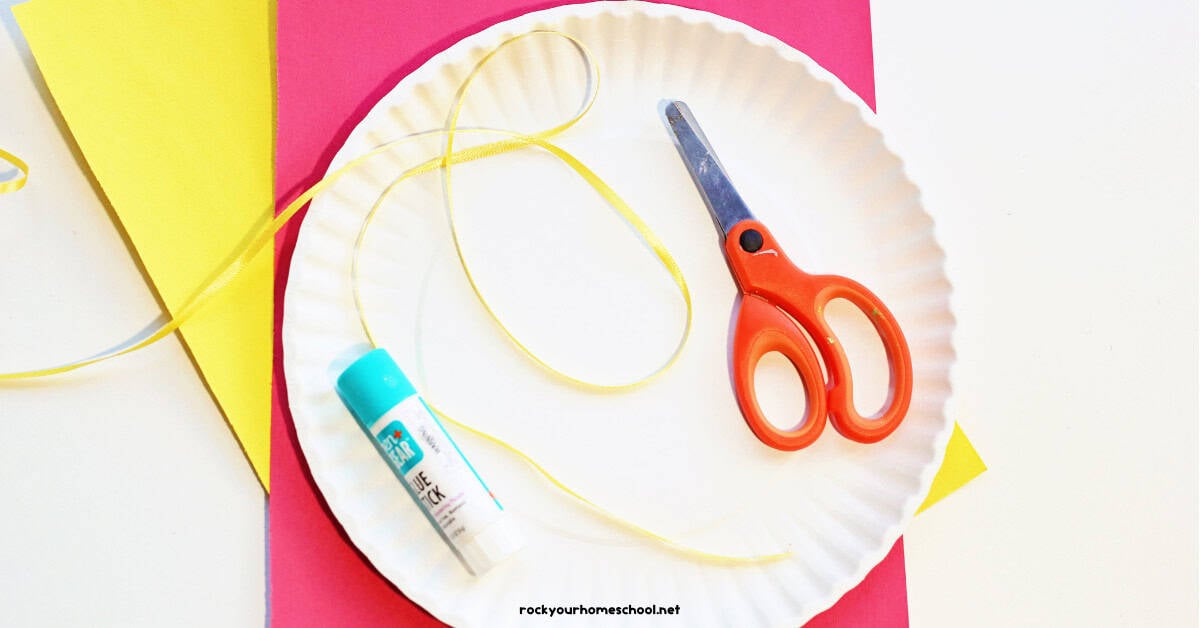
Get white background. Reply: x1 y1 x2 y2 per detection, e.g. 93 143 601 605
0 0 1195 626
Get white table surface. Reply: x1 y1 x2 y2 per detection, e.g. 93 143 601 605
1 1 1195 626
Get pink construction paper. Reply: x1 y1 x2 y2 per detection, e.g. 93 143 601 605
271 1 895 626
806 539 909 628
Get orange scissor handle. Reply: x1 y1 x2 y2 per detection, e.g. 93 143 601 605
807 273 913 443
723 221 914 447
731 294 828 450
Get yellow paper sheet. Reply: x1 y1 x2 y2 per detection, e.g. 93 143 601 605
920 422 987 513
14 0 275 490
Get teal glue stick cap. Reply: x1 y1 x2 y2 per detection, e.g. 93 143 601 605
335 349 417 425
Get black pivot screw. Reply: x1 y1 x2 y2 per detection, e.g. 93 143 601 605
739 229 763 253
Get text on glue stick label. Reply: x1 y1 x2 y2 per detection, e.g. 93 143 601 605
368 396 501 543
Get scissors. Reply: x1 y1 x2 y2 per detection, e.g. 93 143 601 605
661 100 913 450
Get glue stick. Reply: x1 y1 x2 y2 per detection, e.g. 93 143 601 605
335 348 523 575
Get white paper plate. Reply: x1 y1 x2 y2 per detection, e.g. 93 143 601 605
282 2 955 625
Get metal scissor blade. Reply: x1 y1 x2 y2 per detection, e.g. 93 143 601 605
661 100 755 237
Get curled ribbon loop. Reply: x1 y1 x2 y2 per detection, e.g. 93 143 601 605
354 31 692 390
0 148 30 194
1 31 788 564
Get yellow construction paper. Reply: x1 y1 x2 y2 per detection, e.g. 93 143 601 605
14 0 274 490
920 422 987 513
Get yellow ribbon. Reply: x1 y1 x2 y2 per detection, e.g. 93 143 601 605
2 31 787 563
0 148 30 194
354 31 691 390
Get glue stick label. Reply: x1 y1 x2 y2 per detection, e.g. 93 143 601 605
367 395 502 544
